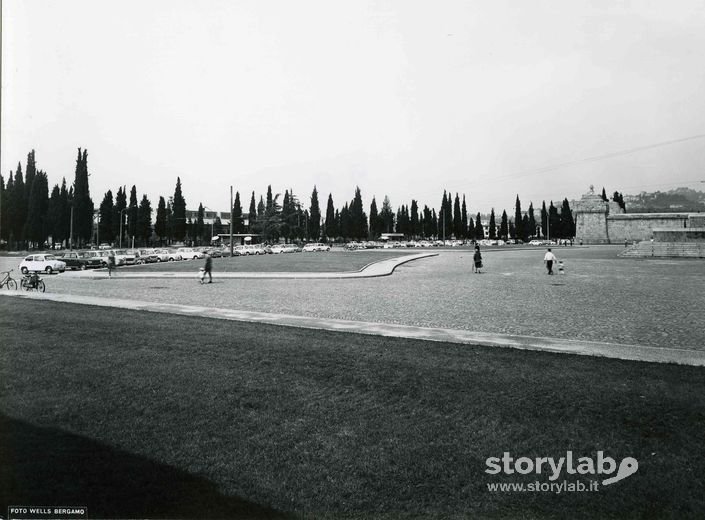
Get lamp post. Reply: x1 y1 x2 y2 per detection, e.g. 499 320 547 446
69 204 74 250
203 206 215 243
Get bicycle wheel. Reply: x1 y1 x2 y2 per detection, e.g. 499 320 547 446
37 280 46 292
6 279 17 290
23 280 32 291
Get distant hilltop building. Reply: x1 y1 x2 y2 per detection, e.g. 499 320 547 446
572 186 703 244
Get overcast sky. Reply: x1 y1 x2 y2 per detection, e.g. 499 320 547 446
3 0 705 215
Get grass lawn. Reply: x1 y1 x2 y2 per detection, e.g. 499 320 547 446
1 298 704 518
127 250 415 273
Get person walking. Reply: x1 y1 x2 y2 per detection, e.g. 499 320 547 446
107 251 116 278
543 248 557 275
204 253 213 283
473 245 483 274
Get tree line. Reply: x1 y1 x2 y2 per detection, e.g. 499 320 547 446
1 148 591 249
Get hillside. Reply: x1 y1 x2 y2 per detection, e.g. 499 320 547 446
623 187 705 213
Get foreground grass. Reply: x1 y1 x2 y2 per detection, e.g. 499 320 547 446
1 299 704 519
127 250 415 273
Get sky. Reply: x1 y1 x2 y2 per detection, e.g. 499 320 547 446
3 0 705 215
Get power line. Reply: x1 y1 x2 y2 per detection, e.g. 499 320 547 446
493 133 705 182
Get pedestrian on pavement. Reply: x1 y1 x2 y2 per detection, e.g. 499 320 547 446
473 245 483 274
204 253 213 283
107 251 116 278
543 248 558 275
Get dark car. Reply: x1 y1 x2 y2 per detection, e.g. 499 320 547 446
59 251 104 270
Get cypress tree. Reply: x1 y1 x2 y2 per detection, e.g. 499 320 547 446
601 187 608 202
155 196 167 244
25 171 49 247
541 201 548 238
410 200 419 238
369 197 379 239
0 173 7 244
113 187 127 241
468 217 475 240
488 209 497 239
196 203 205 245
430 208 438 237
475 212 484 239
461 196 468 240
521 214 531 242
528 203 536 240
4 173 15 246
422 205 432 238
73 149 94 246
280 191 291 241
514 195 523 244
350 187 367 240
138 194 152 245
561 198 574 238
172 177 187 241
499 210 509 240
232 191 245 233
380 196 394 234
309 186 321 241
453 194 462 239
325 194 337 240
548 201 560 240
128 185 138 241
248 192 257 233
13 163 26 245
340 203 351 240
99 190 115 244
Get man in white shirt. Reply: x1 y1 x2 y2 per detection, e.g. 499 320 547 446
543 248 558 275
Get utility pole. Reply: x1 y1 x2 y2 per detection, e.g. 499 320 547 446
230 186 234 257
69 205 74 250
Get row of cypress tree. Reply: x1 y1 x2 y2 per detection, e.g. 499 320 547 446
1 149 584 249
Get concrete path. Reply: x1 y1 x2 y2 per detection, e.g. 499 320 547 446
3 291 704 367
61 252 438 279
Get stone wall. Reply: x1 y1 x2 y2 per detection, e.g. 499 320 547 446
653 228 705 242
606 214 690 242
689 215 705 228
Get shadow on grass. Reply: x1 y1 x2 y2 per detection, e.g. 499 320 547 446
0 413 287 519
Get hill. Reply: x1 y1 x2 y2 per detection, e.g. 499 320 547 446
623 187 705 213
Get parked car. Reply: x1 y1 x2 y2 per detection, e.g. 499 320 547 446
85 250 110 266
235 244 266 255
153 249 182 262
109 249 136 266
58 251 104 270
269 244 287 254
176 247 205 260
137 249 160 263
19 254 67 274
302 243 331 252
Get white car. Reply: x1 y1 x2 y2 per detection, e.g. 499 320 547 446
85 250 110 266
302 243 330 252
269 244 287 254
176 247 205 260
154 249 182 262
109 249 136 266
20 254 66 274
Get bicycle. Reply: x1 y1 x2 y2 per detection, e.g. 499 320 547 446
21 273 46 292
0 269 18 290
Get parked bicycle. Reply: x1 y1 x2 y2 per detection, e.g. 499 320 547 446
21 272 46 292
0 269 18 290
